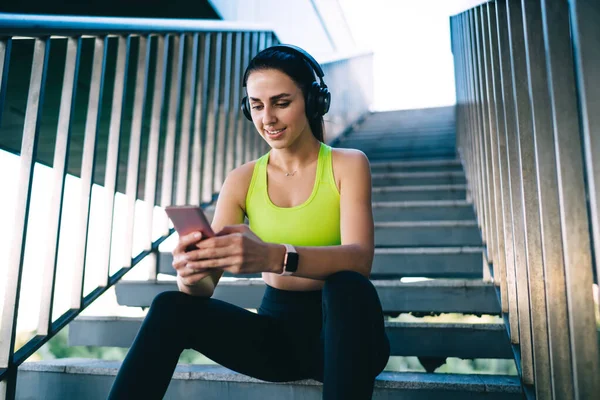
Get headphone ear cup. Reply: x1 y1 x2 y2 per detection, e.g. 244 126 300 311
305 82 321 118
241 96 252 121
319 87 331 116
307 82 330 117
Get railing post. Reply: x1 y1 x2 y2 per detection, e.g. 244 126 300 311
569 0 600 317
38 36 82 334
0 36 50 400
202 32 223 203
71 36 109 308
486 2 510 316
99 35 130 285
144 35 169 281
190 33 211 207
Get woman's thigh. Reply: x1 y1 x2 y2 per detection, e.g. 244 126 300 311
177 294 313 383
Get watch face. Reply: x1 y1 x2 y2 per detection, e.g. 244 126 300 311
286 252 299 272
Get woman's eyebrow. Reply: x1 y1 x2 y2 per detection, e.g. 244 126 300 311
249 93 292 102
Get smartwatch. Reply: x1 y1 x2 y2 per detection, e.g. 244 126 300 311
280 244 298 276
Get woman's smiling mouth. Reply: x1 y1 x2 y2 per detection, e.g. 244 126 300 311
265 128 286 138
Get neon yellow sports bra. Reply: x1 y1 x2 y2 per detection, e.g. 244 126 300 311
245 142 341 247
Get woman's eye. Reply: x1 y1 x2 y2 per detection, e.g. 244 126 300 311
276 102 290 108
251 105 263 110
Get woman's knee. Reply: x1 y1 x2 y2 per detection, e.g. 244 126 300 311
149 290 189 313
323 270 376 301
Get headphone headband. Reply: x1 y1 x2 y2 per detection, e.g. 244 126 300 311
242 44 327 89
266 44 326 85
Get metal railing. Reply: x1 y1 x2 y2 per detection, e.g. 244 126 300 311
0 13 373 399
450 1 599 399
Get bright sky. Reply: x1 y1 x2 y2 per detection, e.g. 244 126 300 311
337 0 465 111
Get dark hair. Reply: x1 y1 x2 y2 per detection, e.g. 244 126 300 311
243 48 325 143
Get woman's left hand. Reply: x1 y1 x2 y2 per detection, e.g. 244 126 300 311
178 225 283 275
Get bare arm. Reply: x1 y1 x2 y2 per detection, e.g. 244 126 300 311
175 164 251 296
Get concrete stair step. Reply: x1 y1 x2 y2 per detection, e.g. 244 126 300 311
68 317 512 359
158 246 484 279
372 171 466 187
372 185 468 202
16 359 522 400
375 220 481 246
372 200 475 221
369 158 463 173
371 247 484 278
342 138 456 150
365 149 457 161
114 279 500 314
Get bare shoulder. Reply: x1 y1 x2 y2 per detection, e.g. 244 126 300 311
330 147 371 191
221 160 258 210
331 147 371 177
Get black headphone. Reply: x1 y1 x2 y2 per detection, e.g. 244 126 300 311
240 44 331 121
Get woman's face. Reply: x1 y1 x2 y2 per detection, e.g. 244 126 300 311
245 68 311 149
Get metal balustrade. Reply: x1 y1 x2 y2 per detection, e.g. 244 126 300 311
450 1 599 399
0 14 373 399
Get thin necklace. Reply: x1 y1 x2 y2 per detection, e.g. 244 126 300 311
285 170 297 177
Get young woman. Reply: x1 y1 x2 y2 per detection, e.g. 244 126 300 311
108 44 390 400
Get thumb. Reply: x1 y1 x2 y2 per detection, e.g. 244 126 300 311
216 224 247 236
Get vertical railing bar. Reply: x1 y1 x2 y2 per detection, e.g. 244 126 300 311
520 0 555 395
569 0 600 317
225 32 242 177
556 1 600 397
176 33 199 205
536 0 577 397
0 36 50 400
466 10 480 235
159 34 184 215
243 32 258 165
495 0 520 345
461 13 476 212
214 32 233 193
0 38 12 127
190 33 211 207
481 5 499 283
98 35 130 287
252 32 268 160
505 0 535 385
473 7 491 262
202 32 223 203
487 3 509 315
71 36 108 309
468 10 486 248
236 32 250 168
122 35 151 268
144 34 169 281
38 36 82 335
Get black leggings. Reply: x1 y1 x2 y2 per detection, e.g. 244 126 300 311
108 270 390 399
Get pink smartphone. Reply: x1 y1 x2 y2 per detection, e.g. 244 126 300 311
164 205 215 238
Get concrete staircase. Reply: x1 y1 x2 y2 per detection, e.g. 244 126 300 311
16 107 522 399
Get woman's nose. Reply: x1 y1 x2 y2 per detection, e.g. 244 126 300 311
262 106 277 125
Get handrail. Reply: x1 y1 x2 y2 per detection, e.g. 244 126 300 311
0 13 373 399
450 1 599 399
0 13 271 35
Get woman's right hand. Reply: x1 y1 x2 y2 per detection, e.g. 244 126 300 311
172 231 212 287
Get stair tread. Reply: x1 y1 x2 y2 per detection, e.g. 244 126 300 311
375 220 477 227
372 171 465 178
372 200 471 207
119 278 493 288
372 184 467 192
374 246 484 254
370 159 460 168
73 316 505 331
19 359 521 392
